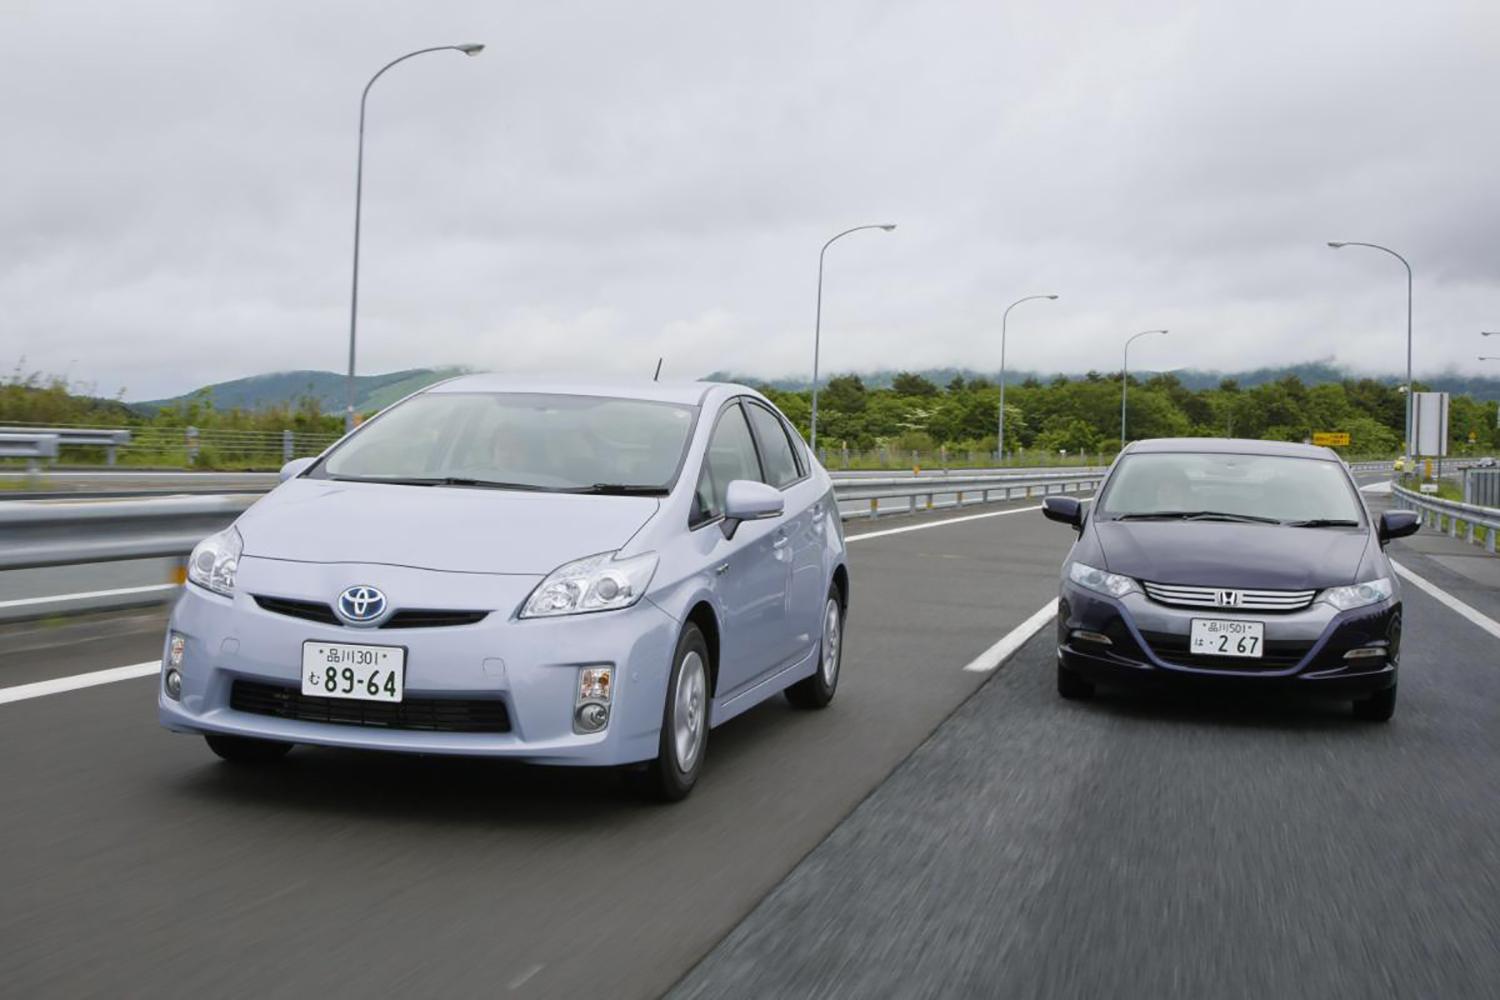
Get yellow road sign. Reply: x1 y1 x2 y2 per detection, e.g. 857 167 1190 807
1312 432 1350 447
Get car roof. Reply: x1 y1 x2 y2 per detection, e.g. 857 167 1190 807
1123 437 1341 461
424 374 749 407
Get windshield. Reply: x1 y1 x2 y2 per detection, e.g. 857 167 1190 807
1098 452 1364 525
315 392 698 493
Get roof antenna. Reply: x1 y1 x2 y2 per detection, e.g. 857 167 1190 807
653 357 662 382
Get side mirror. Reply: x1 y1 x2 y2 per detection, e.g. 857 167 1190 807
721 480 784 539
1042 495 1083 529
279 456 317 483
1378 509 1420 544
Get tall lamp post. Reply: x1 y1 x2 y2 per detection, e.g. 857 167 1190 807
808 223 896 451
1120 329 1168 450
997 294 1059 465
1327 241 1413 460
345 43 485 431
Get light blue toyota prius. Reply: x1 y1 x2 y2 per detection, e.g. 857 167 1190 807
158 376 848 799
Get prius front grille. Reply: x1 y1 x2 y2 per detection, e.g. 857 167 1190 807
1141 582 1316 613
230 681 512 734
253 595 489 629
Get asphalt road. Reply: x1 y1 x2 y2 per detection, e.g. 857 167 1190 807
5 476 1500 998
0 496 1072 999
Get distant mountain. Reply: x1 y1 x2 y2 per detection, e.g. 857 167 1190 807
134 367 469 413
708 363 1500 400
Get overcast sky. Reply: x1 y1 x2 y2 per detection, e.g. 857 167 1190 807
3 0 1498 400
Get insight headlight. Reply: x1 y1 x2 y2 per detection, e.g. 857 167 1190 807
520 551 658 619
1321 577 1394 611
1067 561 1139 599
187 526 242 597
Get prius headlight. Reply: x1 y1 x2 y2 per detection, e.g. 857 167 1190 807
1067 561 1139 599
520 551 658 618
187 526 242 597
1321 577 1394 611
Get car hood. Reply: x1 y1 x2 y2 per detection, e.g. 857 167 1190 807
1092 520 1371 590
236 479 660 574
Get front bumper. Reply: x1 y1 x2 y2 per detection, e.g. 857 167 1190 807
1057 580 1399 698
158 558 678 766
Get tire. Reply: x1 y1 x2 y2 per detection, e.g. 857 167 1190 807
204 733 293 764
634 623 711 802
786 586 844 710
1352 685 1396 722
1057 660 1095 700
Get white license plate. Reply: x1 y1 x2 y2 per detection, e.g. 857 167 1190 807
1189 619 1265 658
301 642 406 702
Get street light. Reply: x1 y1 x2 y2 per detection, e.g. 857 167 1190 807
1120 329 1168 450
345 43 486 431
996 294 1059 465
808 224 897 451
1327 240 1413 460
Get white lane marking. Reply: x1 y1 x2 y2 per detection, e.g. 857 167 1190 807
0 661 160 706
1390 559 1500 641
507 964 545 991
1360 480 1392 494
847 497 1092 543
0 583 179 611
962 598 1060 673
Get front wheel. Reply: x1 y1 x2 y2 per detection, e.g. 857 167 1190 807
634 624 711 802
786 587 843 710
204 733 293 764
1352 685 1396 722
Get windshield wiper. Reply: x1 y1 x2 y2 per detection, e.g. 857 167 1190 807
1284 518 1361 528
571 483 671 496
1114 510 1281 525
329 476 549 491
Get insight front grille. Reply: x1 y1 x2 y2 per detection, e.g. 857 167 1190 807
230 680 511 733
253 596 489 629
1142 581 1316 613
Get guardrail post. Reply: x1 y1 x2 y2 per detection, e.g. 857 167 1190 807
869 498 879 520
926 492 934 511
106 442 117 467
283 430 294 462
185 426 199 465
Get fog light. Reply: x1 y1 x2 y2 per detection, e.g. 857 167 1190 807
1072 630 1113 646
167 633 185 668
576 702 609 732
1343 646 1387 661
164 668 182 700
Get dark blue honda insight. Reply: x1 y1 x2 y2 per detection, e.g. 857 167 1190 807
1043 438 1419 721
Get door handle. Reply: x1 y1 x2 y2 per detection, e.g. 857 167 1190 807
715 562 730 576
772 533 791 549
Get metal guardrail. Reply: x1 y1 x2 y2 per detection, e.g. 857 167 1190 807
0 433 60 474
1391 482 1499 554
0 422 341 468
835 470 1103 519
0 495 259 572
0 426 131 465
